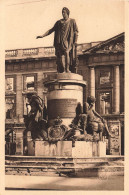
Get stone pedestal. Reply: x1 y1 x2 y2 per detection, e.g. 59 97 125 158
14 127 25 155
27 141 35 156
27 141 72 157
72 141 92 157
72 141 106 158
27 140 106 157
97 141 106 157
44 73 86 127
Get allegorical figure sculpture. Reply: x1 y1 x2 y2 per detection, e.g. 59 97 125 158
36 7 78 73
63 96 112 143
84 96 111 141
23 94 48 141
62 103 87 142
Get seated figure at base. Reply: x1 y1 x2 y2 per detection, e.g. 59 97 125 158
84 96 111 141
62 103 93 144
63 96 112 143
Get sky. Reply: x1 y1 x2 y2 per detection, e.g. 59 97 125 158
5 0 125 50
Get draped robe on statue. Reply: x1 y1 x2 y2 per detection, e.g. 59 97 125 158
52 18 78 72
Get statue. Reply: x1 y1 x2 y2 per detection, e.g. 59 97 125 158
62 103 93 146
36 7 78 73
23 94 48 141
62 103 84 141
62 97 112 143
84 96 112 141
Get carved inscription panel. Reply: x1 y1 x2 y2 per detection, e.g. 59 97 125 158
47 99 77 119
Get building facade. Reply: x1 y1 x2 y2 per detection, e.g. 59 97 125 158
5 33 124 155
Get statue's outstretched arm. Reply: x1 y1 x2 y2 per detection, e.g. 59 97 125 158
36 27 55 39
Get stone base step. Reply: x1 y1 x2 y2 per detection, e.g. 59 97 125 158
5 155 124 161
5 155 124 177
5 165 124 177
5 156 124 167
5 155 73 162
5 160 74 167
6 160 111 167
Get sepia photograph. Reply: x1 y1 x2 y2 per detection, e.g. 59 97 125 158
4 0 125 192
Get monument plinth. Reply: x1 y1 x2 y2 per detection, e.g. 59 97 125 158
44 73 86 127
24 72 108 158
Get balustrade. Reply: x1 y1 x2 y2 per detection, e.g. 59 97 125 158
44 47 55 56
23 48 38 55
5 44 86 59
5 50 17 57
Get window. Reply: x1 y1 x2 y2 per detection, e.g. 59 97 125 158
5 76 15 93
26 76 34 90
5 77 14 91
95 68 113 114
96 68 112 89
23 74 37 92
5 76 16 120
5 97 16 119
99 92 111 114
100 71 111 85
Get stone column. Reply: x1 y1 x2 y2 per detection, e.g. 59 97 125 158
113 65 120 113
37 72 43 99
16 74 23 120
90 67 95 97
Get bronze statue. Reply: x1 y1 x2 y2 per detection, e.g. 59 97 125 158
63 97 112 143
36 7 78 73
23 94 48 140
62 103 87 143
84 96 112 141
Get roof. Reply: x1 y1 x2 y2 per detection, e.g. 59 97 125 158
83 32 124 54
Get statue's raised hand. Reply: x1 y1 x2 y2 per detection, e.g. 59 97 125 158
36 36 42 39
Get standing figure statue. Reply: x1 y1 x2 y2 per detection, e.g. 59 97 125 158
24 94 48 141
36 7 78 73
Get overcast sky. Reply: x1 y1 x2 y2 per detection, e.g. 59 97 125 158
5 0 125 50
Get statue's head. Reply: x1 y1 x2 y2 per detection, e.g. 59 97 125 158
62 7 70 19
29 95 43 112
26 93 34 102
87 96 96 106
